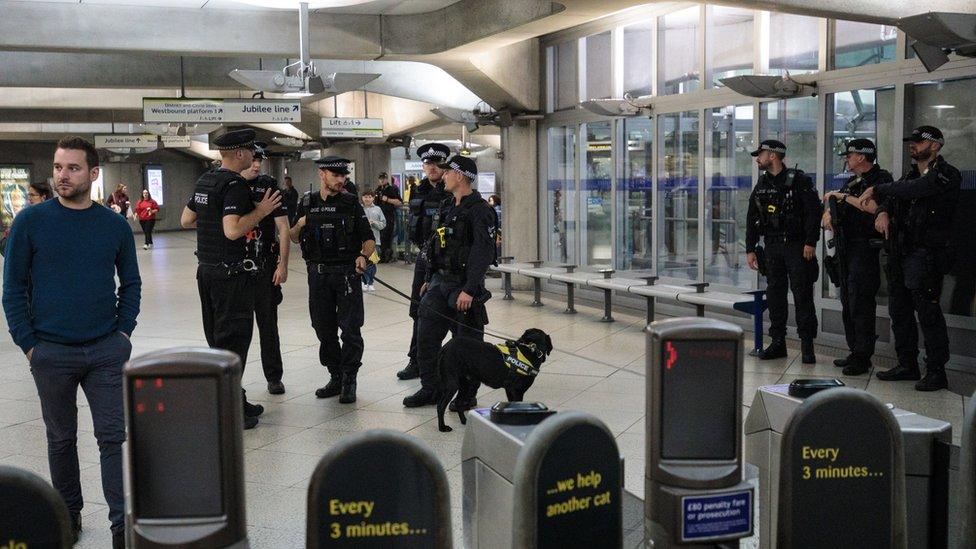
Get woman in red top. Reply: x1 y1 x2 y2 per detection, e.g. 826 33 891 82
134 189 159 250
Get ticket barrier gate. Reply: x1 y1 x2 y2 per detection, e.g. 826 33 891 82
124 348 248 548
0 465 73 548
745 384 951 548
959 390 976 549
461 408 630 548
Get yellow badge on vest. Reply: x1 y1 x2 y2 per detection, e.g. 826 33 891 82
496 343 538 376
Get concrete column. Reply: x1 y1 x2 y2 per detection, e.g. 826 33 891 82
500 120 538 290
269 157 286 185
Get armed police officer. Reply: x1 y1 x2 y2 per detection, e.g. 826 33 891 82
746 140 822 364
403 155 496 409
860 126 961 391
396 143 452 381
821 139 893 376
289 156 375 404
242 143 291 395
181 129 282 430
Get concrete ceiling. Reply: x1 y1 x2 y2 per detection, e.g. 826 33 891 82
15 0 463 15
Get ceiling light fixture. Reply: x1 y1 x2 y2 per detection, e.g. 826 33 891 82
232 0 373 10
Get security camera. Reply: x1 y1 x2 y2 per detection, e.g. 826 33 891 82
720 74 816 98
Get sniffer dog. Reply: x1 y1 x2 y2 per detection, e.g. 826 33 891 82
437 328 554 432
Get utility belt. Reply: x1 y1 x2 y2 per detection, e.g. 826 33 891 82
199 259 259 277
308 262 356 275
435 269 464 283
762 233 806 245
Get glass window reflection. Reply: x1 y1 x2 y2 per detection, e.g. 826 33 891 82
582 121 614 266
658 7 701 96
658 111 700 280
833 21 897 69
584 31 613 100
623 22 653 97
551 41 578 111
546 127 577 264
768 12 820 75
706 6 754 88
761 97 819 185
617 117 654 271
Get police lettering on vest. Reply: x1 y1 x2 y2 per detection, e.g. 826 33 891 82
299 191 371 265
496 341 539 376
430 195 497 275
247 174 285 261
190 168 254 265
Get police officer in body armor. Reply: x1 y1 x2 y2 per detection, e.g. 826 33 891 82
746 140 823 364
396 143 452 381
181 128 282 430
403 155 497 408
860 126 962 391
821 139 894 376
289 156 375 403
241 143 291 395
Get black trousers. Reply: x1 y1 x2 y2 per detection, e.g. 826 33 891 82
139 219 155 245
764 238 818 340
308 266 365 377
416 274 486 391
840 241 881 361
407 251 428 364
198 266 255 400
254 264 284 382
380 215 396 261
887 248 950 370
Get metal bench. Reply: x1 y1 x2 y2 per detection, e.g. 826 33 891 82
625 277 700 326
517 262 575 307
676 288 768 355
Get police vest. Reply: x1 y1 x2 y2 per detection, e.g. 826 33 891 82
752 169 809 239
193 169 248 265
496 341 539 376
430 195 495 275
839 167 891 240
247 174 281 259
408 180 449 247
300 192 360 264
900 157 961 249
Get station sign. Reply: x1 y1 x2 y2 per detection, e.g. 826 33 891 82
143 98 301 123
94 134 158 149
160 135 192 148
321 117 384 139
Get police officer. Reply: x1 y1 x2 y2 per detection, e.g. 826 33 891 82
181 128 281 429
745 139 822 364
403 155 497 408
281 175 299 226
821 139 893 375
242 143 291 394
860 126 961 391
289 155 375 403
374 172 403 262
396 143 452 381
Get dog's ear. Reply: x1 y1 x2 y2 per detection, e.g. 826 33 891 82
544 334 553 356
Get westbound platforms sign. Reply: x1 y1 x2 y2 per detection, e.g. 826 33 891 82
321 117 384 138
143 98 301 123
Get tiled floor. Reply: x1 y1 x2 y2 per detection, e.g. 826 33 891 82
0 233 966 547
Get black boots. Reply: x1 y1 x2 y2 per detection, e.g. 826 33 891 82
242 392 262 430
339 373 357 404
759 338 787 360
397 362 420 380
267 380 285 395
841 357 870 376
915 368 948 392
403 387 438 407
316 375 342 398
875 363 921 382
449 396 478 412
833 355 852 368
801 339 816 364
876 360 946 391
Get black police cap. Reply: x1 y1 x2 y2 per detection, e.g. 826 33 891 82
838 138 876 156
903 125 944 145
417 143 451 164
750 139 787 157
212 129 256 151
315 155 351 175
437 155 478 182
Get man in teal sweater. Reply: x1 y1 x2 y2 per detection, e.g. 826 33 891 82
2 136 141 548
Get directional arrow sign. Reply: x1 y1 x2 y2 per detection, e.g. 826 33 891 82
321 117 384 138
143 98 301 124
94 134 158 149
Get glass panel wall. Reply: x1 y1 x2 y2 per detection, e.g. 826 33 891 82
907 77 976 317
768 13 820 75
623 21 653 97
833 21 897 69
705 6 754 88
658 111 700 280
581 121 614 266
550 40 578 112
705 105 754 287
546 126 577 264
617 117 654 271
583 31 613 100
658 7 700 96
760 97 819 184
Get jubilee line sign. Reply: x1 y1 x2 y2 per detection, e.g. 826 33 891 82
143 98 301 124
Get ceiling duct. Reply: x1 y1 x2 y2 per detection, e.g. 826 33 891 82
899 12 976 71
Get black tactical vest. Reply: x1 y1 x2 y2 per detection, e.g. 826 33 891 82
248 174 281 259
409 179 449 247
193 169 248 265
901 157 961 249
431 195 494 274
300 192 360 265
839 166 891 240
752 169 808 239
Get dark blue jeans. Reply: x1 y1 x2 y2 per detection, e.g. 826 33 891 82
30 331 131 534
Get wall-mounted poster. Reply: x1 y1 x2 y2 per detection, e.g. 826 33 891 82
392 173 403 191
478 172 497 195
145 165 164 205
0 165 31 229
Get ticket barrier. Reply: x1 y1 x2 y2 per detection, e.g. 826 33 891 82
461 407 628 548
745 384 950 548
645 318 755 548
306 429 452 548
959 390 976 549
0 465 73 549
124 348 248 548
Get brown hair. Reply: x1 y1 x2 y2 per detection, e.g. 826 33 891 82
56 136 99 169
361 190 375 198
29 181 53 200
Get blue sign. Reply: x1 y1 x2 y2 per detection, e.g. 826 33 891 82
680 490 752 542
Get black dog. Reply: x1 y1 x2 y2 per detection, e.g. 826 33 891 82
437 328 553 432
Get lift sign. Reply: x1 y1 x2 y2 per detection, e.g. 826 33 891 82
680 490 752 542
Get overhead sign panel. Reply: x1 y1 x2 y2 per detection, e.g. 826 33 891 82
321 117 384 138
94 134 158 149
160 135 192 148
143 98 301 123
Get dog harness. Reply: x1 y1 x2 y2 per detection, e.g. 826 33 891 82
496 341 539 377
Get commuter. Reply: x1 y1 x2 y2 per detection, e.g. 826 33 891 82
289 156 375 404
361 189 386 292
281 175 300 227
404 154 497 409
745 140 822 364
860 126 962 391
1 181 52 256
180 129 281 429
488 194 502 255
396 143 452 381
821 139 893 376
134 188 159 250
374 172 402 262
242 143 291 395
2 136 141 549
106 183 130 218
404 174 418 202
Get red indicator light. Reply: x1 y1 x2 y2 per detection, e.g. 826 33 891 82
156 402 165 413
134 379 143 389
136 403 146 414
665 342 678 370
154 378 164 388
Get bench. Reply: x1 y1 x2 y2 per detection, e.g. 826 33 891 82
494 257 528 301
517 262 577 308
625 277 700 326
676 287 767 355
